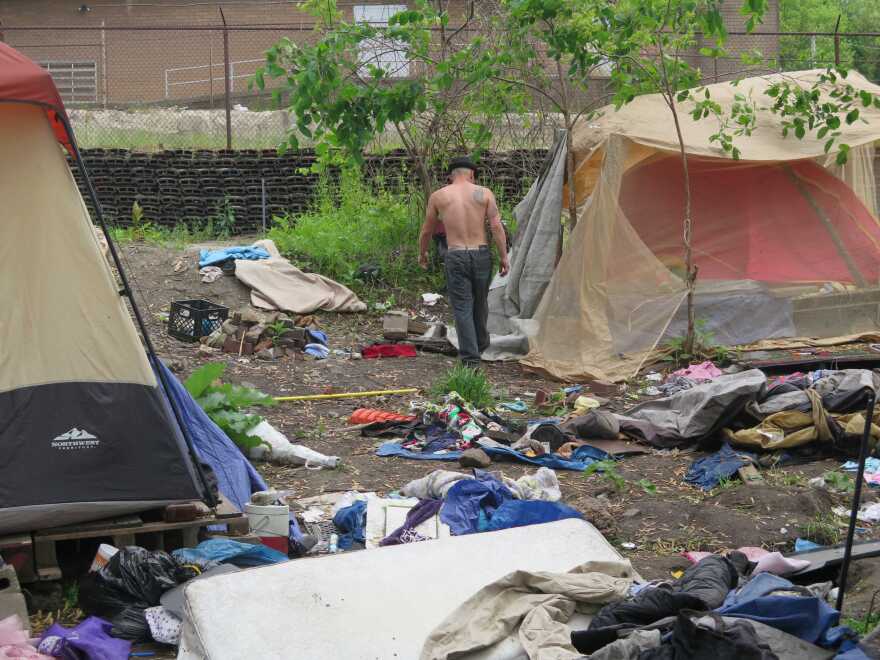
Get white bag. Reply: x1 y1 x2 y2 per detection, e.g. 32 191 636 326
247 420 340 469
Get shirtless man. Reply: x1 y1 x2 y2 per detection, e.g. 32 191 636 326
419 157 509 367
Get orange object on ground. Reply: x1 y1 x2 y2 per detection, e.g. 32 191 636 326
349 408 416 425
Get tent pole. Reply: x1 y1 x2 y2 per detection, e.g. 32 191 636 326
61 114 218 508
837 386 876 612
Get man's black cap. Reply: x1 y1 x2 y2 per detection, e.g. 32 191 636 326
448 156 477 174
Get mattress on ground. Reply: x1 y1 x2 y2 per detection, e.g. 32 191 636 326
178 519 627 660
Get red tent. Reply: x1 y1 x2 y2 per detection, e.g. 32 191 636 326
620 156 880 285
0 42 73 154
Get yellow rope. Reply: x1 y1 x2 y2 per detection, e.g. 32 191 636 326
274 388 419 402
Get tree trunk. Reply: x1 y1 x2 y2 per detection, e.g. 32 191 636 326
564 117 577 231
668 101 697 357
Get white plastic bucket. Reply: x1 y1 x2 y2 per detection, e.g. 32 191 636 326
244 503 290 538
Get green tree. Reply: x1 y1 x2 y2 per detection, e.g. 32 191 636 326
256 0 525 206
779 0 880 81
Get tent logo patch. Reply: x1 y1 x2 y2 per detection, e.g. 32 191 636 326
52 428 100 450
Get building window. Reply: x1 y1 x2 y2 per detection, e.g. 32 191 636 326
39 61 98 104
353 4 410 78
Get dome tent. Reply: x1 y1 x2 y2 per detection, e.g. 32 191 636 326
497 70 880 382
0 43 212 534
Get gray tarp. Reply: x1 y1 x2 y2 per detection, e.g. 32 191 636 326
458 131 567 361
616 370 768 448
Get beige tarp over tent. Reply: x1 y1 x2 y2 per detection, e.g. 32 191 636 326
520 70 880 382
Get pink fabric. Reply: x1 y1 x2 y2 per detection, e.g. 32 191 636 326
683 548 809 577
0 617 52 660
752 552 811 576
671 361 722 381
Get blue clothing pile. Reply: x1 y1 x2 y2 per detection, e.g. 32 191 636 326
439 470 582 535
198 245 270 268
376 441 607 471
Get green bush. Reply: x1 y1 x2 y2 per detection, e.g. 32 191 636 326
268 168 441 291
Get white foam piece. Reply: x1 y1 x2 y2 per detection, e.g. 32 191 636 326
178 519 628 660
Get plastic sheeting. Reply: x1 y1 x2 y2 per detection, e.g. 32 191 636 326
523 134 880 382
514 71 880 382
158 361 266 512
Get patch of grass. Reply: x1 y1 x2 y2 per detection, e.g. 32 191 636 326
801 513 844 546
765 469 807 488
708 475 740 496
431 364 496 409
268 167 445 291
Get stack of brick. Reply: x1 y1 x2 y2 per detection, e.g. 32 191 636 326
200 307 318 360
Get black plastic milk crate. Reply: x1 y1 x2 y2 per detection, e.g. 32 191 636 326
168 299 228 342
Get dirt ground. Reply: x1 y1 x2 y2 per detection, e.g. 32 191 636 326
118 240 880 624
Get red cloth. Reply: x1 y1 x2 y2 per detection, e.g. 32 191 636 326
0 42 73 154
362 344 418 359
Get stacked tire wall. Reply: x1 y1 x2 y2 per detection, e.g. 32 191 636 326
69 148 547 233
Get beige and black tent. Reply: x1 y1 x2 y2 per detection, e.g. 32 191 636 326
0 43 210 533
489 70 880 382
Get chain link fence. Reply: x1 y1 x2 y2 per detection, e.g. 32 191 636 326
3 25 878 151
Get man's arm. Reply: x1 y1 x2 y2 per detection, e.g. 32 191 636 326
486 190 510 276
419 193 439 269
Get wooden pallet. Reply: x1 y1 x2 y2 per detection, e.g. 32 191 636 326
6 496 248 582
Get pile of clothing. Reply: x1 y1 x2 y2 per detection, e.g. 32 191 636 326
371 394 619 471
421 553 869 659
618 368 880 453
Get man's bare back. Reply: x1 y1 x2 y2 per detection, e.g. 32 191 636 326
419 170 509 275
429 181 497 248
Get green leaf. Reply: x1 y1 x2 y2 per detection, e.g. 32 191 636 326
638 479 657 495
860 90 873 107
184 362 226 398
836 144 851 165
846 108 860 125
824 137 835 153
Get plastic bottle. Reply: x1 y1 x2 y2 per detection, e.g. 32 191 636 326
329 533 339 554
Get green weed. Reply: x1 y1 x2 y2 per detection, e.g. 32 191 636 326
800 513 843 546
638 478 658 495
844 590 880 635
431 364 495 409
823 471 855 493
661 318 734 368
584 460 626 491
268 167 444 291
184 362 276 452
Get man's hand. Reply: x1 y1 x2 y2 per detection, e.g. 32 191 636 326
419 252 429 270
499 256 510 277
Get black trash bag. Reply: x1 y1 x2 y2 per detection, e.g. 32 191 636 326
97 547 181 606
79 547 186 643
110 607 151 642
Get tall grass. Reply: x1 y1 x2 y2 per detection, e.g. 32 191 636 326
431 364 496 409
268 168 442 291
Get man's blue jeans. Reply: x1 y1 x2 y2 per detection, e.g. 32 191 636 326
445 246 492 364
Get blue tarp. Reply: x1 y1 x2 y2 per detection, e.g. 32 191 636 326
198 245 270 268
158 361 266 512
375 441 607 471
173 538 287 567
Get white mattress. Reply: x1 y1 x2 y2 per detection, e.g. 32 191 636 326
178 519 628 660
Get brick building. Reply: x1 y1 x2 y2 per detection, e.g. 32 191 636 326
0 0 779 108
